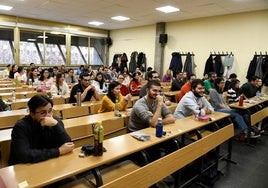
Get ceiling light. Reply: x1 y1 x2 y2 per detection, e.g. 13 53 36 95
88 21 104 26
27 39 36 42
37 35 48 39
111 16 130 21
0 5 13 11
156 6 180 13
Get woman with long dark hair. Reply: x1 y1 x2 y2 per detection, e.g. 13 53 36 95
50 73 70 97
36 68 54 92
27 67 40 86
98 81 131 113
210 78 259 139
92 72 107 94
129 72 142 96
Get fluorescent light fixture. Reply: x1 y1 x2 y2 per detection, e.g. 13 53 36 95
111 16 130 21
88 21 104 26
27 39 36 42
0 5 13 11
156 5 180 13
37 35 48 39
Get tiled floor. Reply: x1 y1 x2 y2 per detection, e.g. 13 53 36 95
213 132 268 188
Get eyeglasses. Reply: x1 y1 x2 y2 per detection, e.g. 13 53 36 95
83 79 91 82
152 76 159 79
35 108 53 116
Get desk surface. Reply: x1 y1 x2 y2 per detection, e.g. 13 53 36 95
229 97 268 109
0 112 229 187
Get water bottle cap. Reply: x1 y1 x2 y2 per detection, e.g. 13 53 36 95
158 117 162 120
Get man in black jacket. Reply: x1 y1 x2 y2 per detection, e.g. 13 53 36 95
171 72 185 91
9 95 74 165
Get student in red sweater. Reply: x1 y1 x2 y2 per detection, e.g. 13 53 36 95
117 74 129 96
129 72 142 96
177 74 196 102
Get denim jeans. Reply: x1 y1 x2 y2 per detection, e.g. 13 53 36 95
217 108 249 132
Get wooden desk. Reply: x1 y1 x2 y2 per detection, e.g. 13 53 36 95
0 112 231 187
164 90 180 103
229 96 268 142
0 111 128 167
53 101 102 117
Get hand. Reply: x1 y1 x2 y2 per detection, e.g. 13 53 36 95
59 142 75 155
87 85 95 91
124 94 132 102
147 111 154 117
40 117 58 127
165 100 171 106
156 95 163 105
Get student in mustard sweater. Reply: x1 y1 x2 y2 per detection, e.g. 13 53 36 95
98 81 132 113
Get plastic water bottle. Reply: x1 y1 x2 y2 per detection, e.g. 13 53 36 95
76 90 81 106
93 121 104 156
28 78 33 87
12 90 16 102
256 91 261 98
114 99 120 116
156 118 163 137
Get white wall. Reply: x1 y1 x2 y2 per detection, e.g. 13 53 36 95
109 24 156 68
110 10 268 84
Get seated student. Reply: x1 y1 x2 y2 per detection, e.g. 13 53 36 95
174 79 214 120
50 73 70 97
128 80 175 165
69 73 100 103
36 69 54 92
0 96 10 111
227 79 241 103
76 65 84 76
171 72 184 91
204 72 217 95
27 67 40 86
177 74 196 102
98 81 132 113
240 75 260 99
64 68 78 85
92 72 108 94
139 70 171 106
162 69 173 83
102 67 112 83
117 74 129 96
14 66 27 83
128 80 175 132
210 78 259 138
9 95 74 165
223 73 237 92
129 72 142 96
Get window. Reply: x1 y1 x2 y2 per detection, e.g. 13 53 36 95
20 31 43 64
0 28 14 64
71 36 88 65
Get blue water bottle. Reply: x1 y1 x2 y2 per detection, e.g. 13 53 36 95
156 118 163 137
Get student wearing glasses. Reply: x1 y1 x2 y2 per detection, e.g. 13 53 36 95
9 95 74 165
117 74 129 96
69 73 100 103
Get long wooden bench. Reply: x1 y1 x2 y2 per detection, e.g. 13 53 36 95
250 106 268 126
0 115 128 168
62 123 234 188
100 124 234 188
